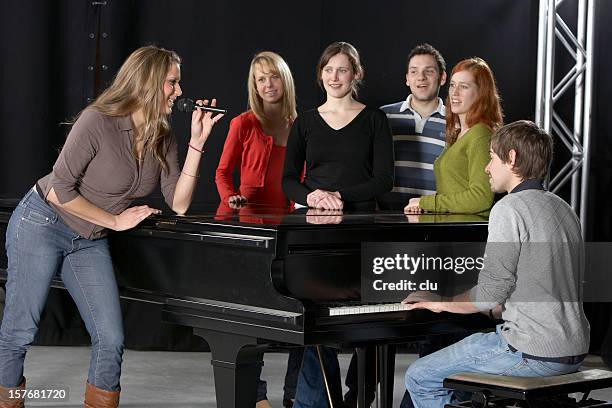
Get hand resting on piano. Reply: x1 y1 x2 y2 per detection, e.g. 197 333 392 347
305 208 343 224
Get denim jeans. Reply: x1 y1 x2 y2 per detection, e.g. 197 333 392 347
400 322 474 408
405 324 582 408
256 376 268 402
256 347 304 402
0 189 124 391
283 347 305 401
293 346 343 408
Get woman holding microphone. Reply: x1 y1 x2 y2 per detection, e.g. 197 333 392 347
0 45 223 408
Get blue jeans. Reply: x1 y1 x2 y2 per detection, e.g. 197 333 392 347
256 347 304 402
256 376 268 402
405 324 582 408
293 346 342 408
0 189 124 391
283 347 305 401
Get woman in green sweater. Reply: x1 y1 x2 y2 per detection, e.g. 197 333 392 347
404 57 502 214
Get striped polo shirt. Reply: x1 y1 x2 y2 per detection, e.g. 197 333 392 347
377 95 446 210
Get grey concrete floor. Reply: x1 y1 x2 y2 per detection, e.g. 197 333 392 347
19 347 612 407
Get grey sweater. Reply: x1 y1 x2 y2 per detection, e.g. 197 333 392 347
470 189 590 357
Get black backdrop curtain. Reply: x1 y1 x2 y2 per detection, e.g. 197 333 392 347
0 0 610 350
1 0 544 208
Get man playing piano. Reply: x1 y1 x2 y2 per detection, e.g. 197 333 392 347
402 120 590 408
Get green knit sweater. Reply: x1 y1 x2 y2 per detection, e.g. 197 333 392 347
420 123 494 214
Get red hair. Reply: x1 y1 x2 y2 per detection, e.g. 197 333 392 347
445 57 503 145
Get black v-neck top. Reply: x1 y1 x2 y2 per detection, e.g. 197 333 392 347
282 106 394 210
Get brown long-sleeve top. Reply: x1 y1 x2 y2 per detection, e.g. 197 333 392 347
37 108 180 239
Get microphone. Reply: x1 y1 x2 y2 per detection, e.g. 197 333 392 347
175 98 227 114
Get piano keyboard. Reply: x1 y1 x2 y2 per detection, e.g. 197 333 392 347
329 302 410 316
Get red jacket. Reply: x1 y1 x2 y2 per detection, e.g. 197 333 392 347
215 112 278 202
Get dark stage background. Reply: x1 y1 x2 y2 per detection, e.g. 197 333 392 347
0 0 611 351
1 0 609 240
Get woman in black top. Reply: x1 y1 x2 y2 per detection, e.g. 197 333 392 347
282 41 393 408
282 42 393 212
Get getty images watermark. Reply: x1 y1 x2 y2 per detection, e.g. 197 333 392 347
371 252 485 290
361 242 612 303
362 242 485 302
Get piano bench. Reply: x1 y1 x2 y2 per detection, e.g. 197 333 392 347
442 369 612 408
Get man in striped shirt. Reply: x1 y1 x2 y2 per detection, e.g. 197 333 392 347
378 44 447 210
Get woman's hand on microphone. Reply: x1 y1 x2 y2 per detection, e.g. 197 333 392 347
191 98 225 148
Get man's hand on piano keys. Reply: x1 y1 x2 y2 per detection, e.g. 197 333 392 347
402 290 482 315
401 290 447 313
402 300 446 313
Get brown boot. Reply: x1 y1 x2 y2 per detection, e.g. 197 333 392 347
0 377 25 408
84 382 120 408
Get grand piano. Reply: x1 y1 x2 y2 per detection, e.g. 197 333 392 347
0 200 491 407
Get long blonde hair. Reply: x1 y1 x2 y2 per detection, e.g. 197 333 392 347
89 45 181 172
247 51 297 127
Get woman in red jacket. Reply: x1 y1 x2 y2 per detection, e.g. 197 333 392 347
215 51 298 408
216 51 297 210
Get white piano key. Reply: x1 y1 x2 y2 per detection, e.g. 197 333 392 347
328 303 408 316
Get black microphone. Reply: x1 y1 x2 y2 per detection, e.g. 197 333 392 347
175 98 227 114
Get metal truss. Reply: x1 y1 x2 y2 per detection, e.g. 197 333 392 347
535 0 596 236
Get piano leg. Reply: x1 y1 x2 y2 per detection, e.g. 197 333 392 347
356 346 368 408
194 328 268 408
378 344 396 408
355 345 396 408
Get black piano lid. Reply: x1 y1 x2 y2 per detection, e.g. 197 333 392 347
0 198 489 229
141 202 489 230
